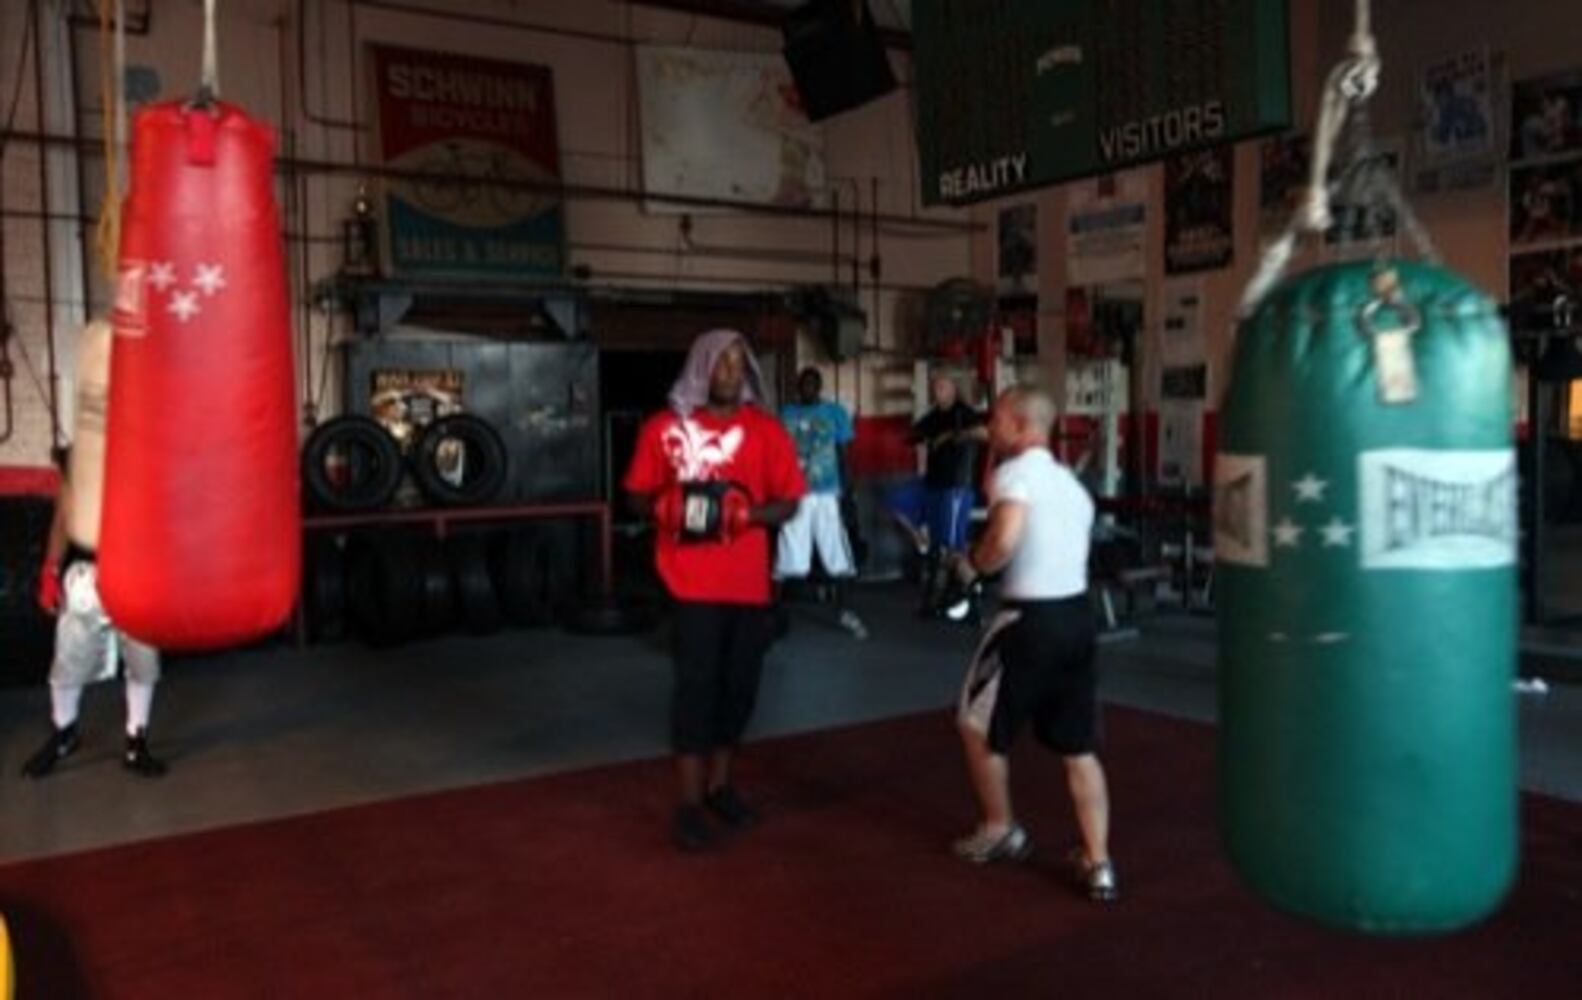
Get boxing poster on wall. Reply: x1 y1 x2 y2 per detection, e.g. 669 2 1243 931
1161 279 1206 368
1509 247 1582 313
1159 352 1207 487
635 46 826 212
1414 49 1498 194
1325 140 1403 247
997 203 1037 294
370 369 465 448
1510 159 1582 248
369 45 565 279
1259 133 1310 234
1066 172 1147 286
1165 147 1235 275
1511 70 1582 162
1064 282 1144 359
1158 400 1206 487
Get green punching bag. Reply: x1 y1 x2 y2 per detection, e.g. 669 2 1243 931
1216 260 1518 933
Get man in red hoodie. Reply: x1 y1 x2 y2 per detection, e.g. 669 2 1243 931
624 329 806 851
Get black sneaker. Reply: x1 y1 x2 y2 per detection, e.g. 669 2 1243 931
1067 849 1119 903
953 824 1034 864
21 723 80 779
704 785 760 829
672 804 714 852
123 729 168 779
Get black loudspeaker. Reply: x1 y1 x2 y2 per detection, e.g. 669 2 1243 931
781 0 896 122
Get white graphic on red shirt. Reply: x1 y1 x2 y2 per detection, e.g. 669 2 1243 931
661 419 744 481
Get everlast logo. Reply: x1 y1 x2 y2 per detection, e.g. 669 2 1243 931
1381 465 1516 553
1360 449 1517 571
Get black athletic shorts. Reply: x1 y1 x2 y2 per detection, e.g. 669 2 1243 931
960 595 1098 756
670 601 771 754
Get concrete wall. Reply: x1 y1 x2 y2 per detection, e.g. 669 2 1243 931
0 0 973 470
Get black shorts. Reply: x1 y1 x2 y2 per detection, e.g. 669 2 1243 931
960 596 1098 756
670 602 771 754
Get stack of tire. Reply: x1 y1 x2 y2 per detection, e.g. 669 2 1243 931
301 413 549 646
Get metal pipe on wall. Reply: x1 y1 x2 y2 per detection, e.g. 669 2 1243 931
66 8 95 316
575 265 937 295
65 0 150 36
347 0 640 50
298 0 363 132
0 128 983 233
0 187 13 443
30 0 60 449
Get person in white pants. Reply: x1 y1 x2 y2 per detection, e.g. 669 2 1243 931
775 368 867 639
24 447 167 779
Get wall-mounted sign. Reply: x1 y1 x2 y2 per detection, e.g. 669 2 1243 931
912 0 1290 205
635 46 826 212
370 44 565 279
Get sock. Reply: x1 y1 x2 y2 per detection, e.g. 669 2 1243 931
125 679 156 736
51 683 84 730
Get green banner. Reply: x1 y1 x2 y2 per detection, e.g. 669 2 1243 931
913 0 1291 206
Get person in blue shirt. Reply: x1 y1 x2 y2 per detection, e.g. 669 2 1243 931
776 368 867 639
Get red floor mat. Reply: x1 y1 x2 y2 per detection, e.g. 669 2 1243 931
1 708 1578 998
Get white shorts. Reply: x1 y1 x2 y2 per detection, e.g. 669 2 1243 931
775 493 856 580
50 561 161 687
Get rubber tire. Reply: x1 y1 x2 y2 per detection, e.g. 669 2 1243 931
491 527 549 627
418 536 456 636
563 596 657 636
532 523 579 625
449 533 504 634
304 535 349 643
410 414 509 508
347 532 426 647
302 416 404 513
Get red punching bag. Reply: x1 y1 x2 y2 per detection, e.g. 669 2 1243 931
99 100 299 650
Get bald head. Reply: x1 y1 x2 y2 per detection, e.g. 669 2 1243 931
989 386 1056 455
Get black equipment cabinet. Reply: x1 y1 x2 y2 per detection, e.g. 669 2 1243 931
341 337 602 503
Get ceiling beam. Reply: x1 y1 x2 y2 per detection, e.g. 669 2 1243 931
625 0 912 51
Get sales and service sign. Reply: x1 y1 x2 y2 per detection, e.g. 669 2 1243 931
370 45 565 279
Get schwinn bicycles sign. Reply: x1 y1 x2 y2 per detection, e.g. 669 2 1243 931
370 45 565 279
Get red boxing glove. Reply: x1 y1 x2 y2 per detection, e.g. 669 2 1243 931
722 488 753 539
653 487 686 536
37 560 62 615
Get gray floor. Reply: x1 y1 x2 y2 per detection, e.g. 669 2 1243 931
1 587 1577 863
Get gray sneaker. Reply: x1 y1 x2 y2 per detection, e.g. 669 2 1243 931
953 824 1034 864
838 610 869 640
1067 849 1119 902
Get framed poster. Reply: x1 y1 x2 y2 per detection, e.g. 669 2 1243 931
1510 246 1582 311
1511 69 1582 162
1165 147 1235 274
1415 48 1498 193
636 46 826 211
1325 139 1404 246
1260 133 1310 234
369 45 565 279
1510 158 1582 249
1066 172 1147 285
997 203 1038 294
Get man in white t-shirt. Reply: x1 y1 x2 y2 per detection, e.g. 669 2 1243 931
945 386 1117 902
